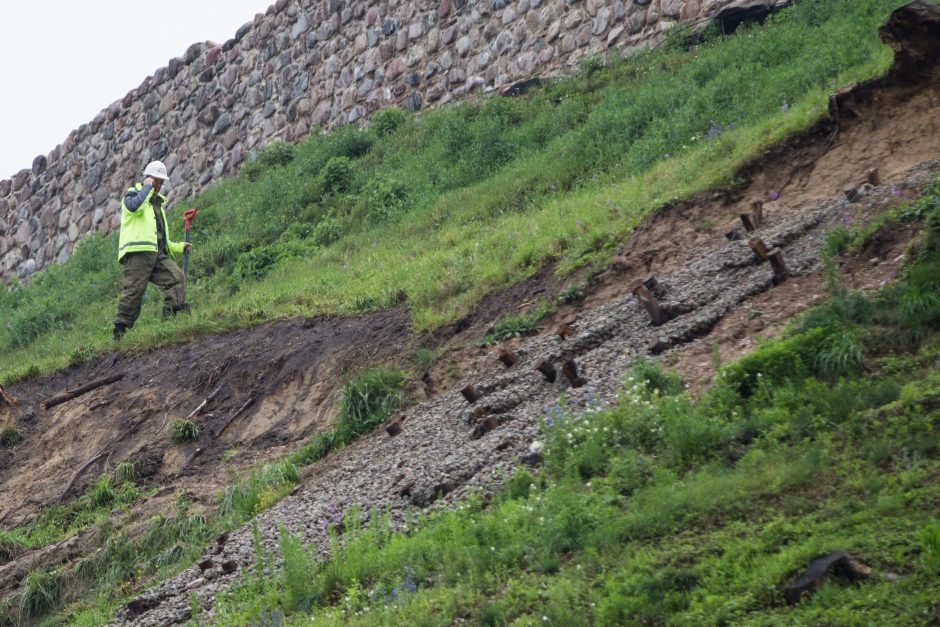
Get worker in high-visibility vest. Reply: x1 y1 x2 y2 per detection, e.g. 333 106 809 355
112 161 191 341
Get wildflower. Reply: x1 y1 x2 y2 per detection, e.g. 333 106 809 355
891 185 902 197
769 191 779 201
843 212 853 226
781 101 789 112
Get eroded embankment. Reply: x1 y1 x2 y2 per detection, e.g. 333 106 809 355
1 2 939 622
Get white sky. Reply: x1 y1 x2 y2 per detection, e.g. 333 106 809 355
0 0 271 179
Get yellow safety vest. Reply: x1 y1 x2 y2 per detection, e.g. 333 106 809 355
117 183 183 261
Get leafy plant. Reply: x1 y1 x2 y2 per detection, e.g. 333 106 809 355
170 418 201 444
483 300 554 345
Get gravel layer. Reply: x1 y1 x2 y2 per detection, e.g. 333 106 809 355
113 162 938 625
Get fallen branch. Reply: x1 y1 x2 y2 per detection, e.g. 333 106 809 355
213 394 256 437
41 373 125 411
58 451 107 502
186 382 226 420
0 385 19 406
157 398 184 435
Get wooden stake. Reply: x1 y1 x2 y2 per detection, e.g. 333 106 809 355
866 168 881 186
460 385 483 404
751 200 764 227
535 360 557 383
740 213 757 232
768 249 790 282
498 349 519 367
562 359 588 388
42 373 125 411
632 284 668 326
748 237 771 261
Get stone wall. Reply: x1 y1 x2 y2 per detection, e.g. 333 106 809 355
0 0 775 283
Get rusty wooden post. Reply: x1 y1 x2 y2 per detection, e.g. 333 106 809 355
740 213 756 232
748 237 771 261
535 359 557 383
385 418 404 437
767 249 790 283
460 385 483 404
498 349 519 367
751 200 764 227
472 416 500 439
562 359 588 388
632 283 668 326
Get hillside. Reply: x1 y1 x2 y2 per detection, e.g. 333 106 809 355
2 0 940 624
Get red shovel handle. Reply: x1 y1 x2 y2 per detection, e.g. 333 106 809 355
182 208 198 231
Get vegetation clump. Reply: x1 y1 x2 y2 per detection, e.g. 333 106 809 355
170 418 201 444
0 424 22 447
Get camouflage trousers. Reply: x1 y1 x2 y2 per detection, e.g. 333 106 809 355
114 251 186 328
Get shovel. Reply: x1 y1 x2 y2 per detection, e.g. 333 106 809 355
181 208 198 279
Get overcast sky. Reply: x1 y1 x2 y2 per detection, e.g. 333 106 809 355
0 0 271 179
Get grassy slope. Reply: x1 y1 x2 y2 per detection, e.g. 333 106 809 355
205 184 940 625
0 0 902 385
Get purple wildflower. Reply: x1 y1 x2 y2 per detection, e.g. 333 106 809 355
891 185 902 197
781 102 789 113
769 191 779 201
843 212 853 227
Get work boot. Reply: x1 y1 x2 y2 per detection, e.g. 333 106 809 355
112 323 128 341
163 303 191 320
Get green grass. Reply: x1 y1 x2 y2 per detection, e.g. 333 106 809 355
206 193 940 624
0 0 905 386
169 418 201 444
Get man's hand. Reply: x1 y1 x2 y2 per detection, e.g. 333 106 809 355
144 176 155 187
183 242 192 252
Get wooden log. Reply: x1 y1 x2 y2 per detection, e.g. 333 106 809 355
866 168 881 186
460 385 483 404
498 349 519 367
562 359 588 388
42 373 125 410
768 248 790 282
748 237 771 261
59 451 107 501
535 360 557 383
632 284 668 326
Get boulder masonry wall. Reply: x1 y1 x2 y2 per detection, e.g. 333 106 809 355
0 0 776 283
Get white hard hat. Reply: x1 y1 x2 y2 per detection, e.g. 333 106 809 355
143 160 169 180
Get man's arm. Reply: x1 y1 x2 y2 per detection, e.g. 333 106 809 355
123 177 156 212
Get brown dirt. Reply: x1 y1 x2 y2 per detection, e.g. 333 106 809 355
2 1 940 609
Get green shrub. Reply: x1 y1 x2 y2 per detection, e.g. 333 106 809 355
319 157 354 195
814 329 863 378
363 174 408 224
312 215 345 247
258 141 296 168
371 108 409 138
170 419 201 444
631 359 684 396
